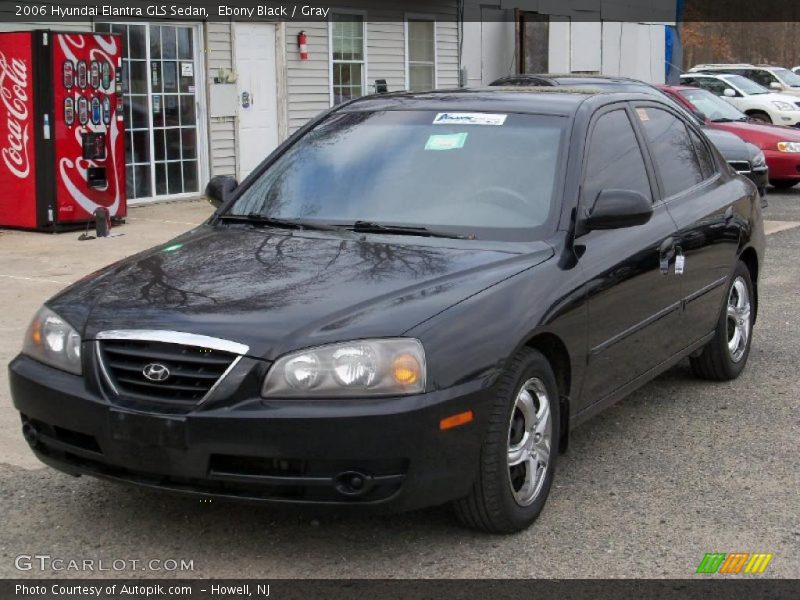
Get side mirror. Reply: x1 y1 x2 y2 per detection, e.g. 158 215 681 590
205 175 238 209
723 88 736 98
693 109 708 122
584 190 653 231
769 81 782 90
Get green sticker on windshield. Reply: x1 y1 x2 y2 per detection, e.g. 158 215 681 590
425 132 468 151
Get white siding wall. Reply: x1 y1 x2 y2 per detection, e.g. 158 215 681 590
206 21 236 177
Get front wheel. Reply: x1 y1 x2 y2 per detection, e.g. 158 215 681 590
690 261 754 381
747 111 772 124
453 348 559 533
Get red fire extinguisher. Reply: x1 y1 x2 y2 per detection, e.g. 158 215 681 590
298 31 308 61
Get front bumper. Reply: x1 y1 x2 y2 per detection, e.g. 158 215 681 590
743 165 769 196
9 355 488 512
764 149 800 182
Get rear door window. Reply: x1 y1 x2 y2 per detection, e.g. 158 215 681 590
636 106 705 197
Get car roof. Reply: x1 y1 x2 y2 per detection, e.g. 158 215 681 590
692 63 782 71
341 86 630 117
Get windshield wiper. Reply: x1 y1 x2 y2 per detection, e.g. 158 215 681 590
217 214 339 232
344 220 469 240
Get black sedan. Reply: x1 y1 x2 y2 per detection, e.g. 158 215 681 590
9 88 764 533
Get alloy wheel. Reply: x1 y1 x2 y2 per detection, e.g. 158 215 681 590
727 276 751 363
507 377 552 507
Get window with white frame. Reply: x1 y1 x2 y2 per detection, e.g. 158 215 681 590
331 14 365 104
407 18 436 92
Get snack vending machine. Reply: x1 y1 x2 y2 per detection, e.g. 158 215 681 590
0 30 126 231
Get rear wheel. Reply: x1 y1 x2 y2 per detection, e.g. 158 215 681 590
690 261 754 381
770 180 799 190
747 111 772 124
454 348 559 533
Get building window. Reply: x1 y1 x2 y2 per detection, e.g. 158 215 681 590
95 22 201 201
331 14 365 105
407 18 436 92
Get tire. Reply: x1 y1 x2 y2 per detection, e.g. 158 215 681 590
770 180 799 190
690 261 754 381
747 111 772 124
454 348 560 533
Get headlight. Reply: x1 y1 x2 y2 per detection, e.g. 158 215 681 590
22 306 82 375
777 141 800 153
772 101 795 111
751 150 767 167
262 339 426 398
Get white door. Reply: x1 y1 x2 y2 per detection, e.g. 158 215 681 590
234 23 279 180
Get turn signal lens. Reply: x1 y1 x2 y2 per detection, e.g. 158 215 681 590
30 318 42 346
392 353 421 386
440 410 474 431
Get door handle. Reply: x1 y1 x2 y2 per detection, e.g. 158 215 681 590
659 236 676 274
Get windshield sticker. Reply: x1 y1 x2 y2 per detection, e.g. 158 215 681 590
425 132 468 151
636 108 650 121
433 112 507 126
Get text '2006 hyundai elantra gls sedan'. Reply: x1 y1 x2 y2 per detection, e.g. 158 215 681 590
10 87 764 533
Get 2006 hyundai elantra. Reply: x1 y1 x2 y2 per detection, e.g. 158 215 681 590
10 88 764 532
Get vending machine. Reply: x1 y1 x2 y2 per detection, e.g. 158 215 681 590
0 30 126 231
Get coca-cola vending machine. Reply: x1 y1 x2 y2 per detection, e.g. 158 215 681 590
0 30 126 231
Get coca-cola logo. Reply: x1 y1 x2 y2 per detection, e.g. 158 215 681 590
0 51 30 179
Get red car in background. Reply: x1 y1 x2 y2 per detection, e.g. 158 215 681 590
660 84 800 189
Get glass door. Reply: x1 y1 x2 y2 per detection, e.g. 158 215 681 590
95 22 202 202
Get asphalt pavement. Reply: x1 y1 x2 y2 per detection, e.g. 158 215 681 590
0 194 798 579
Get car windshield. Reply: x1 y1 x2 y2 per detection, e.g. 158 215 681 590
226 110 566 241
678 88 747 122
773 67 800 87
724 75 769 95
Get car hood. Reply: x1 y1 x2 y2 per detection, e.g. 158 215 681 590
755 92 800 105
712 120 800 146
51 225 552 359
702 127 751 161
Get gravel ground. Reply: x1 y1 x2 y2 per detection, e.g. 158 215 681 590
0 194 798 579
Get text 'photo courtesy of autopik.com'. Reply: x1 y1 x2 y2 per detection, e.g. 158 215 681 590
0 0 798 598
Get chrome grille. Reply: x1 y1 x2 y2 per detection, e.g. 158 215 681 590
96 332 247 407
